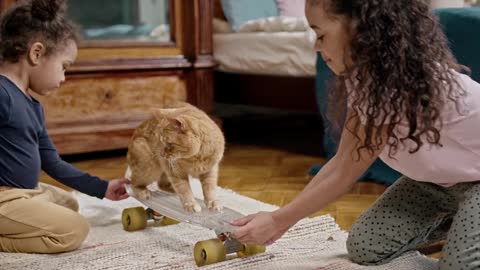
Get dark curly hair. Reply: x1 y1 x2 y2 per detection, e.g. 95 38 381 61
309 0 468 158
0 0 79 63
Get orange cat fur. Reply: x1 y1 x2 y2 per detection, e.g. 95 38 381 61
126 102 225 212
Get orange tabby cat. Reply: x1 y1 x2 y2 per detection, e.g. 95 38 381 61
126 102 225 212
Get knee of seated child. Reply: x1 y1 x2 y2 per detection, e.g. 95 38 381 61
62 213 90 252
346 231 388 265
69 214 89 248
45 213 90 253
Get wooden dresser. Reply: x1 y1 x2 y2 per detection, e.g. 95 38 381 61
0 0 216 154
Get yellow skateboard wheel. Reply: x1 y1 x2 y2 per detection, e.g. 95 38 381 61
193 238 226 266
122 207 148 231
237 244 266 258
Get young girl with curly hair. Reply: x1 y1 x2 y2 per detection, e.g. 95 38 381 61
0 0 130 254
232 1 480 269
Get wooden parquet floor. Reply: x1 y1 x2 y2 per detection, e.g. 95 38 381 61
39 107 441 258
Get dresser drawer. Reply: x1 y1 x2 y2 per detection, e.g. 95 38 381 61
35 73 187 126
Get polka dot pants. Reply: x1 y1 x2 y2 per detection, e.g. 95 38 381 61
346 176 480 270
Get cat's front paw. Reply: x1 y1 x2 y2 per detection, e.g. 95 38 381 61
183 201 202 212
205 200 222 211
135 188 152 200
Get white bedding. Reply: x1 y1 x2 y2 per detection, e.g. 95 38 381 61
236 16 310 33
213 17 317 77
213 31 316 77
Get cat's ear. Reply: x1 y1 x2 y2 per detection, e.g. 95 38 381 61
151 108 177 124
167 117 187 133
151 108 187 133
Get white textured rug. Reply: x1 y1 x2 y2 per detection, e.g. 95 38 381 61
0 180 438 269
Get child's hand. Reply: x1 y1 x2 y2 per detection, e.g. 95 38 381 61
231 211 288 246
104 178 130 201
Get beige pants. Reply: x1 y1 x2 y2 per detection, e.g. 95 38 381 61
0 183 89 253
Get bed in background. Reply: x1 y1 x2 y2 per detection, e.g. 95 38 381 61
212 0 319 113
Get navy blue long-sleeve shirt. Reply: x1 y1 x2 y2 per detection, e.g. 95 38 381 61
0 75 108 199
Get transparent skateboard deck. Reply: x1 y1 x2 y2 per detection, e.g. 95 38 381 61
126 184 243 233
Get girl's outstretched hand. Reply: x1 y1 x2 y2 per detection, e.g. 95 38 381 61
231 211 290 246
104 178 130 201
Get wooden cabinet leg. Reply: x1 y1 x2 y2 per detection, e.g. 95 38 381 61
186 68 221 127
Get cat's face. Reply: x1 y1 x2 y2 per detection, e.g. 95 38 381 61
152 108 201 160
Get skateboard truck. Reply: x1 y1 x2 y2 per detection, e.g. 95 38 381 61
146 208 179 226
193 231 266 266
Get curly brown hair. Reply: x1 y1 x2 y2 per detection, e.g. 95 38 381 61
0 0 79 63
310 0 468 158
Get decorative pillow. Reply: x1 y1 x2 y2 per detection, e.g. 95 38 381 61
275 0 306 17
221 0 279 31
